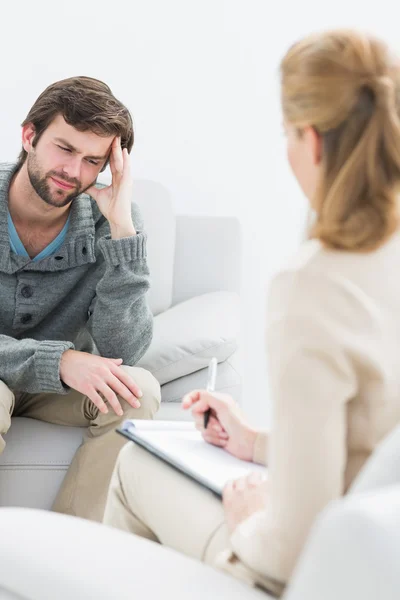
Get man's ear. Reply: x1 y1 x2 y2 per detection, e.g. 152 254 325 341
304 126 323 166
21 123 36 153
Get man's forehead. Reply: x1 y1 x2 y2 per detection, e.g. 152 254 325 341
46 114 114 155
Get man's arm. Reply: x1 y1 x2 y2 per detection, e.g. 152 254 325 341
86 202 153 365
0 334 74 393
86 138 153 366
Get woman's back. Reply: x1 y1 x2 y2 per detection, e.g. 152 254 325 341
231 231 400 595
221 28 400 596
270 233 400 488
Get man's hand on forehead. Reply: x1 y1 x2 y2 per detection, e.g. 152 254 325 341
86 136 135 239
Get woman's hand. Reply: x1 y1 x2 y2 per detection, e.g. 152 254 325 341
182 390 258 462
223 472 268 533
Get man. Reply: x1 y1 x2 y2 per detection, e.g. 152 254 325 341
0 76 161 522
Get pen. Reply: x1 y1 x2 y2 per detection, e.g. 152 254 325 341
204 357 218 429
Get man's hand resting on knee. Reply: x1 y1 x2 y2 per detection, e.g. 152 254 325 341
60 350 143 416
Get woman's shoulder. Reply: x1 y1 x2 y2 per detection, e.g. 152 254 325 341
279 232 400 281
269 240 363 314
271 239 342 295
279 237 369 274
269 232 400 321
281 238 325 272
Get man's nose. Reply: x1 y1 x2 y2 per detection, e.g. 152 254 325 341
63 156 81 181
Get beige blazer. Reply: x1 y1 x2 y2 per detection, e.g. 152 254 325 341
220 234 400 595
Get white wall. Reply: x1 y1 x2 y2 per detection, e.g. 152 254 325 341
1 1 400 426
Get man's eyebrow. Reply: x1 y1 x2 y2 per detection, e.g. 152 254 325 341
54 137 108 160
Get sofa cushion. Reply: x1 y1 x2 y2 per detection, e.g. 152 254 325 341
160 358 241 403
138 291 240 385
0 418 84 509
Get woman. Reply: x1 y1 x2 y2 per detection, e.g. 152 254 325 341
103 29 400 596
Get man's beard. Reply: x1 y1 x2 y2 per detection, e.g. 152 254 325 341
27 152 95 208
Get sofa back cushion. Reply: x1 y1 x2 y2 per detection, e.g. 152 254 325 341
133 179 176 315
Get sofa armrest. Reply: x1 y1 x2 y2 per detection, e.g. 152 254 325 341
0 508 267 600
172 216 241 305
138 291 240 386
285 486 400 600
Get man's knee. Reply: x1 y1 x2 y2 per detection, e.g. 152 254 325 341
0 380 14 434
120 366 161 419
90 367 161 432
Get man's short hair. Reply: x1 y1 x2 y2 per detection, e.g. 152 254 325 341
18 76 134 169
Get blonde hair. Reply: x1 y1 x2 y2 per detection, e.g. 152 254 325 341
280 30 400 252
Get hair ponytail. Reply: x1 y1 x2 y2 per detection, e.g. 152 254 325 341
281 30 400 252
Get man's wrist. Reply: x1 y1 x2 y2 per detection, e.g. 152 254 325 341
59 348 74 380
109 222 137 239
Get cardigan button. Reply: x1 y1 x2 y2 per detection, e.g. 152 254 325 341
21 285 33 298
21 314 32 324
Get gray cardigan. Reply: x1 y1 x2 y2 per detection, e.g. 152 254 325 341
0 163 153 394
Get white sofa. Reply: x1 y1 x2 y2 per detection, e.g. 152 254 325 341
0 179 241 510
0 423 399 600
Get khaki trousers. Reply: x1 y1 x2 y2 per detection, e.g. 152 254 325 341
0 365 161 522
103 442 230 564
